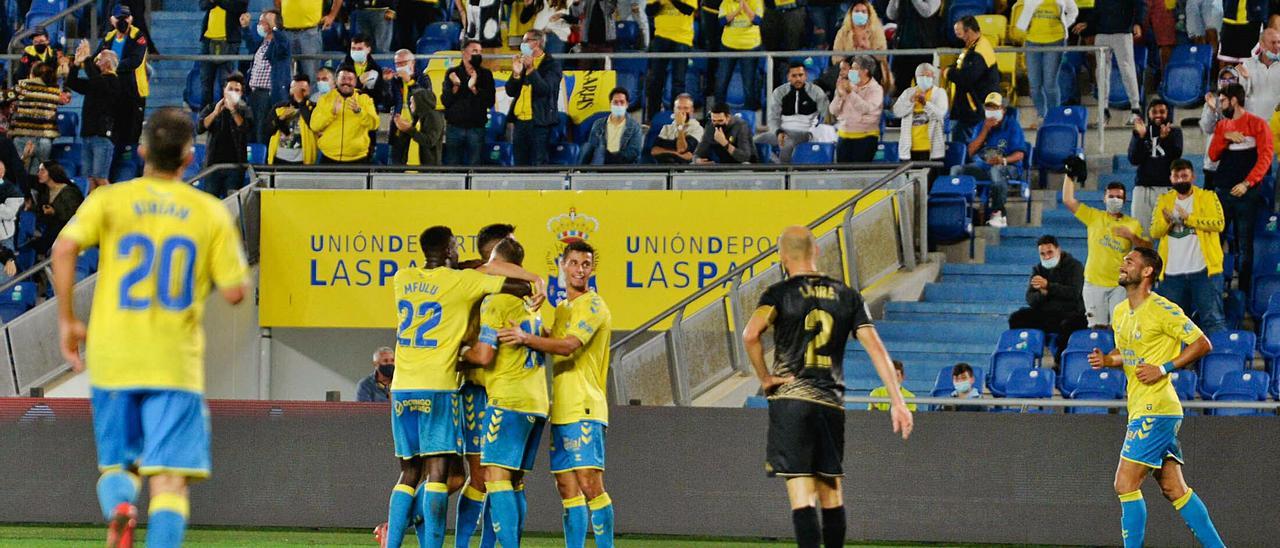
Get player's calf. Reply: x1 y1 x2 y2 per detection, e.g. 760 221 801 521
145 475 189 548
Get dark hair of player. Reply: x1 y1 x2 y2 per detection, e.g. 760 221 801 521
1036 235 1059 248
952 362 974 377
891 360 904 374
141 107 195 173
477 223 516 258
1170 158 1194 173
1134 247 1163 283
492 238 525 266
561 240 595 260
419 226 455 261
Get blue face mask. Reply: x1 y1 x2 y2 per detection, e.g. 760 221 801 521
257 25 268 39
1268 50 1280 62
315 81 332 94
916 76 933 90
852 11 869 26
954 379 973 394
1041 255 1060 269
520 43 535 57
610 105 627 117
848 70 860 85
350 49 368 64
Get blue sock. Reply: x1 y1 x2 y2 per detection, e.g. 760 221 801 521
146 492 188 548
420 482 449 548
587 493 615 548
479 499 496 548
385 484 416 548
485 481 520 547
454 485 485 548
1119 490 1147 548
1174 489 1225 548
561 496 588 548
515 486 528 538
413 484 426 545
96 470 140 521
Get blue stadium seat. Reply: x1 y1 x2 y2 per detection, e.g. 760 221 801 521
732 109 756 133
247 143 268 165
641 111 674 163
996 328 1045 360
1170 370 1198 400
615 21 640 51
1058 350 1093 395
744 395 769 409
1160 62 1207 108
55 111 79 137
51 142 81 177
1208 330 1255 362
1170 43 1214 75
926 195 972 244
1250 274 1280 318
725 72 747 108
415 36 450 55
574 112 608 144
930 175 978 201
1197 352 1246 399
988 350 1036 397
1032 124 1081 183
1208 370 1270 416
0 281 36 322
549 113 570 145
930 365 986 397
875 141 899 163
792 143 835 165
486 111 507 143
944 140 967 170
1065 329 1115 354
755 143 776 164
1067 368 1124 413
550 142 580 165
72 176 88 196
1043 105 1087 142
373 143 390 165
184 144 207 181
15 211 36 271
1003 367 1054 399
483 142 514 166
75 246 99 276
423 21 462 49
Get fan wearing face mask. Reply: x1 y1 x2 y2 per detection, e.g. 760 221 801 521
1236 28 1280 119
579 87 644 165
197 73 255 199
1007 235 1087 366
1148 159 1228 335
15 27 61 81
891 62 949 180
342 34 390 110
1062 166 1149 330
1208 82 1273 295
357 347 396 402
948 92 1027 228
1127 98 1183 235
96 5 151 154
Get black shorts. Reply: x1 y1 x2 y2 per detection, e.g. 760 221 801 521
1219 22 1259 61
765 398 845 478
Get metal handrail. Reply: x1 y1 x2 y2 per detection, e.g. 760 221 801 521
844 395 1280 411
252 162 910 175
6 0 98 54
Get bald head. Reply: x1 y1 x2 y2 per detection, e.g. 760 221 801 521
1263 28 1280 55
779 226 817 262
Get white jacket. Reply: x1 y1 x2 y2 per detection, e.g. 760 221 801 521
1014 0 1079 37
892 85 949 159
1241 55 1280 120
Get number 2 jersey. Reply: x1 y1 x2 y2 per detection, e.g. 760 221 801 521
756 274 872 408
57 177 249 393
392 266 504 392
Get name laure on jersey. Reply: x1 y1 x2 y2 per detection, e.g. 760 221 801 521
799 285 836 300
133 199 191 220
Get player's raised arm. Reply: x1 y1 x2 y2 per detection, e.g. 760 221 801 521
855 326 913 440
478 260 546 304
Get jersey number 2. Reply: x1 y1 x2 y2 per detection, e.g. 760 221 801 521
397 300 442 348
804 309 834 368
118 234 197 311
520 318 546 369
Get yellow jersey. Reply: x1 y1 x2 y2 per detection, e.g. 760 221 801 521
1075 204 1144 287
868 386 918 411
281 0 323 29
1112 293 1203 420
651 0 697 46
392 267 505 391
1025 1 1065 43
719 0 762 51
549 290 612 425
204 7 227 40
58 177 249 393
479 294 549 415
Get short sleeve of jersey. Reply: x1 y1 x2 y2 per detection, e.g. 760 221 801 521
477 296 504 348
566 294 608 345
849 287 873 327
1073 203 1103 227
756 284 779 311
208 205 249 289
461 270 507 301
1161 303 1204 346
57 189 107 247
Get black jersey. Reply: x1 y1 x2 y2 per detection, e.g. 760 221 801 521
757 273 872 407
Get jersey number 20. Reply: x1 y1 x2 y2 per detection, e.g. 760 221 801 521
397 300 442 348
118 234 197 311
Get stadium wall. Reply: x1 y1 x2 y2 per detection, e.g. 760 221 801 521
1 401 1276 546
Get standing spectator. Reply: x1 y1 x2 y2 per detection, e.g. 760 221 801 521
951 92 1027 228
199 1 248 108
398 88 446 166
343 34 390 110
14 27 61 81
111 0 158 53
311 65 381 163
619 0 651 50
267 74 317 165
348 0 395 53
761 0 808 89
694 103 755 163
568 0 618 67
442 40 496 166
513 0 572 54
198 74 255 198
1008 235 1088 365
1199 69 1241 190
580 88 644 164
277 0 342 80
506 30 562 166
806 0 843 49
891 62 948 171
1143 0 1176 92
65 43 121 191
942 15 1000 143
1062 172 1147 329
386 49 428 165
832 0 889 89
886 0 942 102
1218 0 1267 65
10 62 64 174
651 93 704 163
1128 98 1182 233
1239 29 1280 119
356 346 395 402
458 0 504 49
755 62 829 163
830 55 883 162
867 360 918 412
699 0 724 104
242 10 293 145
98 5 150 167
1015 0 1077 126
715 0 764 111
0 162 21 251
33 162 83 255
1150 159 1227 333
645 0 697 122
1186 0 1223 66
311 66 335 101
1208 83 1274 294
1083 0 1144 124
946 362 984 412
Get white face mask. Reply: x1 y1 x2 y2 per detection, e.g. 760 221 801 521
1040 255 1059 269
916 76 933 90
610 104 627 117
224 90 241 104
350 49 369 63
1104 197 1125 214
954 379 973 393
985 109 1004 122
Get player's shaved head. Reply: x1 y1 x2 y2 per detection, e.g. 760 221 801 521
477 223 516 259
492 238 525 266
778 226 817 261
419 225 456 264
140 107 195 174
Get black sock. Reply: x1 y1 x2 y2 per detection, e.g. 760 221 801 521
822 506 846 548
792 506 821 548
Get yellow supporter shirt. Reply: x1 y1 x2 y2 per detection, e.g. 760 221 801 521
719 0 762 51
479 294 550 415
1075 204 1144 287
910 91 932 152
57 177 249 393
309 89 380 161
1112 293 1203 420
1025 1 1065 43
513 55 545 122
868 386 918 411
392 267 505 391
550 290 612 425
281 0 323 29
651 0 697 46
204 7 227 40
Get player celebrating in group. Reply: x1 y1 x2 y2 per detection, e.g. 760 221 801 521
52 108 251 547
383 226 543 548
499 241 614 548
741 226 912 548
1088 248 1225 548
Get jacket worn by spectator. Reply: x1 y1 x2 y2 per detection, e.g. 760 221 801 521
694 116 755 163
243 26 293 105
36 180 83 252
1025 251 1085 315
569 0 619 44
1148 186 1226 278
767 82 829 136
14 44 61 81
891 85 948 159
198 99 255 165
341 53 392 112
311 89 381 161
1208 111 1274 188
200 0 249 45
98 25 149 99
505 53 563 127
0 178 22 244
267 97 317 164
405 88 446 166
9 78 63 140
441 63 496 129
65 63 122 140
887 0 942 48
1128 122 1182 188
829 79 883 137
1240 53 1280 120
1087 0 1146 35
947 35 1000 124
580 115 644 164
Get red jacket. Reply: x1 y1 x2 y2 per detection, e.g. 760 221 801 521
1208 111 1274 186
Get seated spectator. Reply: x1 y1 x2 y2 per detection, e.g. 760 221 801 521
715 0 764 111
267 74 316 165
1062 170 1147 329
1208 83 1272 294
754 62 829 163
441 40 495 167
398 88 446 166
65 43 121 191
311 65 381 163
356 346 394 402
695 103 755 163
0 162 20 251
1127 98 1182 234
829 55 883 162
1015 0 1076 125
891 62 948 169
1151 161 1227 334
33 162 83 255
10 62 65 174
14 27 61 81
832 0 889 89
868 360 918 411
242 9 293 144
1239 29 1280 120
942 15 999 142
580 88 644 165
198 73 254 198
652 93 704 163
0 246 16 283
948 362 983 410
1008 235 1087 365
949 92 1027 228
310 66 334 102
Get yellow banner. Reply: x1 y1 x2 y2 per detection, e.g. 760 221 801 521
259 190 876 329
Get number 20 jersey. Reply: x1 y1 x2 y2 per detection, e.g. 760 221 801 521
756 274 872 408
392 267 504 392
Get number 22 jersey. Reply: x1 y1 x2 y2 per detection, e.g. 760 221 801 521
393 267 504 392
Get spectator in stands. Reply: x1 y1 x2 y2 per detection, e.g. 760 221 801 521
868 360 918 411
312 65 380 163
279 0 340 80
267 74 317 165
1076 0 1144 124
98 5 149 161
1239 28 1280 119
242 10 293 145
1008 235 1087 365
0 162 20 251
619 0 650 51
14 27 61 82
715 0 764 111
832 0 889 88
1150 159 1227 333
386 49 428 165
442 40 496 166
580 87 644 164
1217 0 1267 66
342 34 390 111
1199 70 1241 190
460 0 505 49
699 0 724 103
356 346 394 402
10 62 64 174
568 0 618 68
198 73 254 198
200 1 248 111
114 0 158 54
694 102 755 163
33 162 82 255
1127 98 1182 233
1062 173 1147 329
891 62 948 172
1143 0 1176 92
644 0 697 123
1186 0 1223 66
886 0 942 102
946 362 983 411
652 93 704 163
761 0 808 89
506 30 563 166
942 15 1000 142
522 0 573 54
398 88 446 166
311 66 334 102
951 92 1027 228
0 247 16 282
65 43 120 192
1209 83 1273 294
830 55 883 162
755 62 829 163
349 0 395 53
1015 0 1077 126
